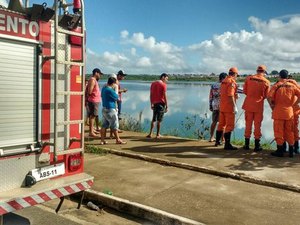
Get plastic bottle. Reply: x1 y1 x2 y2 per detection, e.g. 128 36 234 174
103 189 113 195
87 201 99 211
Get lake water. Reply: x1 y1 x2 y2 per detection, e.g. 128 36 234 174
99 80 276 144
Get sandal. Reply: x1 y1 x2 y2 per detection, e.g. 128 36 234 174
89 133 99 138
100 141 108 145
116 140 127 145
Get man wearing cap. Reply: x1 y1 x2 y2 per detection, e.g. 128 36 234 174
116 70 128 120
215 67 239 150
209 72 227 142
147 73 169 139
287 76 300 154
242 65 270 151
86 68 102 137
267 69 300 157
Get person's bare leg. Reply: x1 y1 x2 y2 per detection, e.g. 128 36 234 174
156 121 161 138
89 116 97 137
95 116 100 131
110 129 114 138
114 129 126 144
147 121 155 138
100 128 107 143
209 121 217 141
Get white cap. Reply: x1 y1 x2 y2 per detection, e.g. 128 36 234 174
109 73 117 79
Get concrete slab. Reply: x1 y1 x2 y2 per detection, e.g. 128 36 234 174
86 130 300 188
84 154 300 225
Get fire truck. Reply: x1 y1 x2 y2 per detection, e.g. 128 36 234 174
0 0 93 222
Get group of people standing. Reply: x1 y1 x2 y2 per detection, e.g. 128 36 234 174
85 68 127 145
209 65 300 157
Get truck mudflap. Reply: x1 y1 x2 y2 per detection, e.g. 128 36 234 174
0 173 93 215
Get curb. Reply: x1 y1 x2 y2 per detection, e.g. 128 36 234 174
93 147 300 194
84 189 204 225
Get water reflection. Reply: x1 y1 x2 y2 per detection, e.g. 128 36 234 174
100 80 276 143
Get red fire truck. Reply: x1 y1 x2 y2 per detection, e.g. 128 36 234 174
0 0 93 221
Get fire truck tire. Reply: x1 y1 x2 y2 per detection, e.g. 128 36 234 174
25 174 37 187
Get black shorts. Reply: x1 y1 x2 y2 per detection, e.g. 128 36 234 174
212 110 219 123
152 103 166 122
88 102 99 117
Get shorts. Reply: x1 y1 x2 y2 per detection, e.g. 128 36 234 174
88 102 99 117
102 108 119 130
73 8 81 14
152 103 166 122
212 110 219 123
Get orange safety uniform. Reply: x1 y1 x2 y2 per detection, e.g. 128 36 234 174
242 74 270 139
288 79 300 142
217 76 237 133
268 79 300 145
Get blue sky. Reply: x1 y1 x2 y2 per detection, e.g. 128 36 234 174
86 0 299 52
2 0 300 75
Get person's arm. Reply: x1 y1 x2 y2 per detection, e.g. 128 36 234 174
150 84 154 109
267 86 275 110
119 88 128 93
263 82 271 99
243 79 248 95
109 88 119 101
209 87 213 111
229 96 237 113
228 82 237 113
87 79 95 96
163 91 168 112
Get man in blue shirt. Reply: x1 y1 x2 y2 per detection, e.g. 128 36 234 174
100 77 126 145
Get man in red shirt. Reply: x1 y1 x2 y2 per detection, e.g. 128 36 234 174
146 73 169 139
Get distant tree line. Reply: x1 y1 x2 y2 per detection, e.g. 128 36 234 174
90 72 300 82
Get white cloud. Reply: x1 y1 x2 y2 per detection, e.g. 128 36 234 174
87 15 300 74
137 57 152 67
121 31 188 73
131 48 136 56
103 51 128 64
189 15 300 74
120 30 129 39
86 48 130 73
0 0 7 7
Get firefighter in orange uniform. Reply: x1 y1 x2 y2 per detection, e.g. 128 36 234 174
267 70 300 157
215 67 239 150
242 65 270 151
287 76 300 154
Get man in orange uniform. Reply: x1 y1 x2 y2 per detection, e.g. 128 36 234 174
215 67 239 150
287 76 300 154
242 65 270 151
267 70 300 157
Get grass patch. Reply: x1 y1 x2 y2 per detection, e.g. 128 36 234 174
231 139 274 150
119 112 144 132
85 145 109 155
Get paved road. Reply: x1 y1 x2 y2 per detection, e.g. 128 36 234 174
4 198 153 225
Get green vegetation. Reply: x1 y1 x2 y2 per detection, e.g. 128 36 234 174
119 112 144 132
85 145 108 155
88 73 300 83
231 139 274 150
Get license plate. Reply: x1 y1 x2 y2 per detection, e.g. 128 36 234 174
31 163 65 182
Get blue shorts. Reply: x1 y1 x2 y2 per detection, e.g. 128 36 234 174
102 108 119 130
